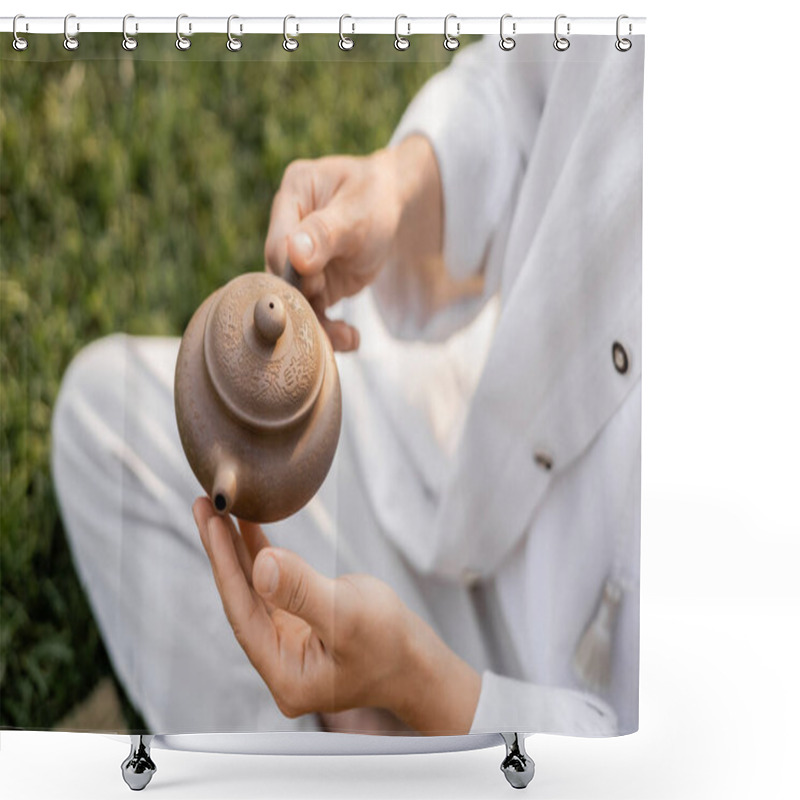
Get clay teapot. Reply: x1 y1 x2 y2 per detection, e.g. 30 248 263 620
174 268 341 522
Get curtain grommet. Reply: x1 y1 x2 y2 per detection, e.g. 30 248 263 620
227 15 243 52
443 14 460 51
615 15 632 51
394 15 410 51
122 14 138 51
553 14 570 51
63 13 79 51
499 14 516 51
175 14 191 51
283 15 299 52
339 14 355 51
12 14 29 51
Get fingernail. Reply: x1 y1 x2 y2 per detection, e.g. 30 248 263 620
258 553 280 594
292 232 314 259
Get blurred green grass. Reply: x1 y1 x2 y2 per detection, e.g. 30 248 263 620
0 33 454 730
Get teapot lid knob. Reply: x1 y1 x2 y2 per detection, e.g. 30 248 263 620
253 294 286 346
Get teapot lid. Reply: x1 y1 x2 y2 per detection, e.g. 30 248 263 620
203 272 326 431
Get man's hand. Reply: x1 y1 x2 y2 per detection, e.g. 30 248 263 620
192 497 481 734
264 136 444 352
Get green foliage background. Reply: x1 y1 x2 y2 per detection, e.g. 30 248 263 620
0 33 454 730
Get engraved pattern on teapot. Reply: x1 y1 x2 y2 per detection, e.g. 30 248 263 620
174 270 342 522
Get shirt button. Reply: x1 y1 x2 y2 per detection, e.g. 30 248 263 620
533 450 553 471
612 341 629 374
462 569 481 587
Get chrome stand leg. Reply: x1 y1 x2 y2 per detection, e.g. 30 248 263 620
121 735 156 791
500 732 535 790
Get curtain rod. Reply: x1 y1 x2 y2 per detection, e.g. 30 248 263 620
1 16 646 37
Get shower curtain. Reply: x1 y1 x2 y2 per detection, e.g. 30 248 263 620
1 25 644 752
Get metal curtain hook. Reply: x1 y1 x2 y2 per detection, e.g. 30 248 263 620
339 14 354 50
394 15 410 51
283 15 299 51
553 14 570 51
615 14 632 51
443 14 460 51
227 15 243 51
64 13 79 51
176 14 191 50
122 14 138 51
499 14 516 51
12 14 29 51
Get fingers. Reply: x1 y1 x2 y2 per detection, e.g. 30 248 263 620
319 316 360 352
193 496 214 550
265 156 358 275
234 518 279 613
194 498 257 585
306 295 360 352
296 269 326 300
192 499 277 659
286 204 354 277
266 158 351 275
228 517 256 584
264 157 364 349
264 188 302 273
252 548 337 642
237 518 271 563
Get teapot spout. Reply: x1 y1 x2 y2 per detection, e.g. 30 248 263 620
212 462 238 516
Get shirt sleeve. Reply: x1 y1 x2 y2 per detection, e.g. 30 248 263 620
370 37 542 340
468 671 619 737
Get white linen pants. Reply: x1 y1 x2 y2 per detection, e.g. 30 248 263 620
51 333 494 735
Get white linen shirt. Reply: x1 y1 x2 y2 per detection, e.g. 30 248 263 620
341 34 643 736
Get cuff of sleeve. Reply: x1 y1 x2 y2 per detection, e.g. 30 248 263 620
388 45 520 282
468 671 619 737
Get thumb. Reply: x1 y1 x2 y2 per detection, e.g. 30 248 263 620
253 548 336 639
287 202 352 277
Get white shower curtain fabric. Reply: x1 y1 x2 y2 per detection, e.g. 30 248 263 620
1 32 643 740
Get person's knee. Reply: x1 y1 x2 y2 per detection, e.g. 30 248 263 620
51 333 128 475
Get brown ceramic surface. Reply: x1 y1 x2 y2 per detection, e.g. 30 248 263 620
174 271 342 522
